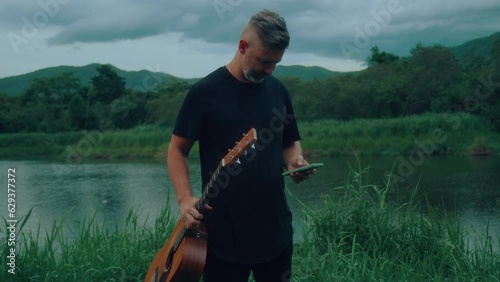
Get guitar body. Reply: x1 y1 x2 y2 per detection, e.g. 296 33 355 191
144 220 208 282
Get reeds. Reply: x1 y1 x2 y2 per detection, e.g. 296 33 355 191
288 158 500 281
300 112 500 156
1 204 176 281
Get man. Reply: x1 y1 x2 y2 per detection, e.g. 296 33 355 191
167 9 313 282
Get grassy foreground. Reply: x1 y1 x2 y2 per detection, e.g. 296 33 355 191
0 113 499 160
1 163 499 281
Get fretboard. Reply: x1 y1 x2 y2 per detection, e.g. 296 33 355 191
196 162 224 211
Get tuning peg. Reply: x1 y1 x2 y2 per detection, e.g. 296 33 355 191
236 159 241 164
251 144 255 150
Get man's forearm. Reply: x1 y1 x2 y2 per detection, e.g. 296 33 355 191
283 141 303 168
167 147 193 204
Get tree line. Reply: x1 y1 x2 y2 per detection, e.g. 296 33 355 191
288 41 500 131
1 40 499 134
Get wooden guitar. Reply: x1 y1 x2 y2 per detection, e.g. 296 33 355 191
144 128 258 282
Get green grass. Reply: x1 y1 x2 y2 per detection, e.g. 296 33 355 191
0 131 84 159
299 112 500 156
287 158 500 281
1 161 498 281
74 125 172 160
0 113 499 160
1 204 176 281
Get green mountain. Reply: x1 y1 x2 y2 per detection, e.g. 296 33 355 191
0 64 340 97
450 31 500 58
0 64 184 97
273 65 340 80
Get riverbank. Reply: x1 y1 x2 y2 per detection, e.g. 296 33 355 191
1 163 498 281
0 113 498 161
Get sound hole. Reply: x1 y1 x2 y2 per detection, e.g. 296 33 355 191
163 248 175 277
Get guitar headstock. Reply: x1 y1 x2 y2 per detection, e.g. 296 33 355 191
221 128 257 167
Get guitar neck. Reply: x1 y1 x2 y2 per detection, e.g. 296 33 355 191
195 129 256 211
196 162 223 211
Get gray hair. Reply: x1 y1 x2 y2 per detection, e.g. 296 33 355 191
248 10 290 50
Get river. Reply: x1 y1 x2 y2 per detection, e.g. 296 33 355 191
0 156 498 247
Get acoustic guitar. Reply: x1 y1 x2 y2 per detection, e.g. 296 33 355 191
144 128 258 282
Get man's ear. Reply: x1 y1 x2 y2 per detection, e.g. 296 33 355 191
239 40 249 54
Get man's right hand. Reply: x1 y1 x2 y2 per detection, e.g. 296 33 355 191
179 196 213 229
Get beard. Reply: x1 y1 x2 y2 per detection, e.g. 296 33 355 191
242 58 268 83
243 70 266 83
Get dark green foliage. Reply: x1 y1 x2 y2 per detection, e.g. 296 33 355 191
367 46 400 66
146 79 190 127
92 65 126 104
478 38 500 131
285 42 500 130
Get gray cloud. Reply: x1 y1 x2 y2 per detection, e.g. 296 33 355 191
4 0 500 62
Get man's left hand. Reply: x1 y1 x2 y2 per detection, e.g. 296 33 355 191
287 155 315 184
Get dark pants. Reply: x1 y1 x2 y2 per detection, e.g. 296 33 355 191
203 243 293 282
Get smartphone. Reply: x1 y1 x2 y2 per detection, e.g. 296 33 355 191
282 163 324 176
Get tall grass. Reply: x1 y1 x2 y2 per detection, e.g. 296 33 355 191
81 125 172 160
0 131 84 159
289 158 500 281
85 125 200 160
1 204 176 281
1 161 498 281
299 112 500 156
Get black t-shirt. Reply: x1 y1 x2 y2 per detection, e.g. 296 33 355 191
172 66 301 263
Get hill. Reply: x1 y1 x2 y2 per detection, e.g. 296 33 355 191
450 31 500 58
0 64 340 97
0 64 185 97
273 65 341 80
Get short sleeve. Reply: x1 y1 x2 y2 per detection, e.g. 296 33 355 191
172 84 204 141
282 89 301 147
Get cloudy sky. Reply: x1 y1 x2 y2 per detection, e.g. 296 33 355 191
1 0 499 79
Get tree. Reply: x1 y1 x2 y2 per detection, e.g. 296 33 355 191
20 72 82 106
147 80 190 126
406 44 462 114
367 46 399 67
479 38 500 131
69 93 87 129
365 61 409 117
91 65 126 104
